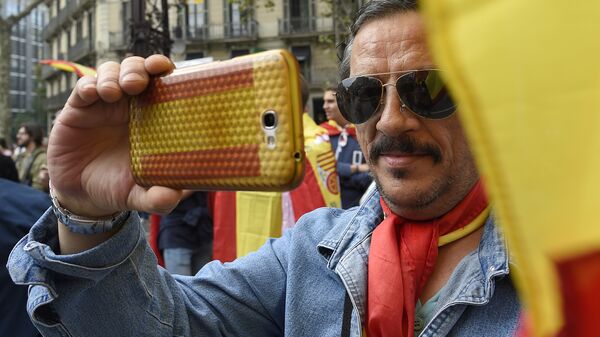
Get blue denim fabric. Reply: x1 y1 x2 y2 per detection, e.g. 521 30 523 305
163 246 212 276
7 190 519 337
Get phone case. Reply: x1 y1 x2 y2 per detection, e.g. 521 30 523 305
129 49 305 191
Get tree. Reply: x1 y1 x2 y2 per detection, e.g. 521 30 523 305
0 0 45 142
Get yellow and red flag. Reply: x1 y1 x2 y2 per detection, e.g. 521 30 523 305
212 114 341 258
40 59 96 77
422 1 600 336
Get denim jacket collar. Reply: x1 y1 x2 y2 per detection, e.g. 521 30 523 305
316 188 511 328
317 187 382 269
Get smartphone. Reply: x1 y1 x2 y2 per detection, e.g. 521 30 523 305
129 49 305 191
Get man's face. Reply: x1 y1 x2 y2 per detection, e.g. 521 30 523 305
351 11 479 219
323 90 349 127
16 127 31 147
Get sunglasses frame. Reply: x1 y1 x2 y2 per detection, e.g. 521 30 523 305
335 69 456 124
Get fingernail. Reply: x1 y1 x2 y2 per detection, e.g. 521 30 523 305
122 73 145 83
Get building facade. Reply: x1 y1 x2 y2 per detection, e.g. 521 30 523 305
42 0 358 122
3 0 45 126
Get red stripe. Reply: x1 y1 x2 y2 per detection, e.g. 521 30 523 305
554 249 600 337
290 158 327 220
317 152 334 160
140 144 261 184
138 60 254 107
211 191 237 262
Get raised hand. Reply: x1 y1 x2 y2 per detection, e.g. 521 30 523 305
48 55 183 219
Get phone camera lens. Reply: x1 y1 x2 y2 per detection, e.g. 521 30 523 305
262 110 278 129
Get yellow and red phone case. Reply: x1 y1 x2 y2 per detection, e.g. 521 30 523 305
129 49 304 191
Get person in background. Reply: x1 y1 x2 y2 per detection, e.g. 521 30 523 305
0 138 13 157
158 191 213 275
0 154 19 184
320 87 372 208
12 122 48 193
1 157 49 337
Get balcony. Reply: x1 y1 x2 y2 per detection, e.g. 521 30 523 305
278 16 334 37
187 26 210 42
46 91 71 111
43 0 95 40
223 21 258 41
43 16 58 40
68 39 93 61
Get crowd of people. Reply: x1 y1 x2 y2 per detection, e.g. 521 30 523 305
4 0 531 336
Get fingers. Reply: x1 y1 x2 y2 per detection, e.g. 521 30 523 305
145 54 175 76
119 56 150 96
66 55 175 109
67 75 99 108
67 61 123 107
96 61 123 103
128 185 184 215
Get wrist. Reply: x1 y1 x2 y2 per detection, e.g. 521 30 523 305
50 186 130 235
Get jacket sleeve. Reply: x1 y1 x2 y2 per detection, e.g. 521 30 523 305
7 208 289 337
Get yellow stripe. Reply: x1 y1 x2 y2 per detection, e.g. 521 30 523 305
131 86 258 155
438 206 491 247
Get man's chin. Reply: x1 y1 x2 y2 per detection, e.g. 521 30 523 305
374 174 442 214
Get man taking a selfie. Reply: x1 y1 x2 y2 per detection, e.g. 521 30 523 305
8 1 519 336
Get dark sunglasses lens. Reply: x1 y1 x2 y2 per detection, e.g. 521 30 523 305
396 70 456 119
337 76 382 124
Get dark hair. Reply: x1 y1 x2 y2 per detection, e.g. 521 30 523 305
324 86 337 93
20 122 44 147
339 0 418 80
299 75 310 109
0 138 7 149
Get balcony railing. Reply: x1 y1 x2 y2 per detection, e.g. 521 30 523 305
187 26 210 41
278 16 334 36
223 21 258 40
68 39 93 61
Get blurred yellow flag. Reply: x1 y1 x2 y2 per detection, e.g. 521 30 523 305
422 1 600 336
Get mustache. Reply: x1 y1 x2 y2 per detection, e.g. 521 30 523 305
369 134 443 164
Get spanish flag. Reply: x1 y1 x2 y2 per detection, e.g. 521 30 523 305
40 59 96 77
212 114 341 259
422 1 600 336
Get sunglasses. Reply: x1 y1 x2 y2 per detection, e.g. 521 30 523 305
335 69 456 124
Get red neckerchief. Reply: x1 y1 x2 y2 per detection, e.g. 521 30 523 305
366 180 488 337
319 120 357 138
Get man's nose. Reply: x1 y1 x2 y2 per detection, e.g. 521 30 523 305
375 86 420 136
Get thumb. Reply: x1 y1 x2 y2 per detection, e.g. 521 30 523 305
127 185 184 214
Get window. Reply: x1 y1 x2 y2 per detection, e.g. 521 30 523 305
187 2 208 39
284 0 316 32
225 0 253 37
186 52 205 60
77 19 83 41
230 49 249 58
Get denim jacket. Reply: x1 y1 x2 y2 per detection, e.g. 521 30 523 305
8 190 520 337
